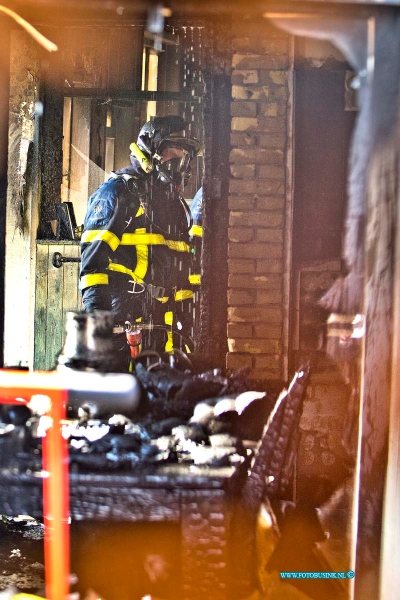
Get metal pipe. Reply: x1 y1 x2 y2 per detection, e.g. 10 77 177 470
0 372 69 600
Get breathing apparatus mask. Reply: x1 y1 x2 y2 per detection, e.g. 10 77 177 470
157 137 202 188
129 115 202 187
129 142 197 187
156 150 192 188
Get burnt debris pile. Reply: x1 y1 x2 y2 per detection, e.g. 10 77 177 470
0 358 280 475
0 405 42 475
69 359 277 471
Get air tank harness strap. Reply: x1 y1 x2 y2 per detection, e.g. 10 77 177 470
108 262 168 302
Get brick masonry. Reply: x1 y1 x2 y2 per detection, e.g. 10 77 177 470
226 20 290 382
224 20 355 518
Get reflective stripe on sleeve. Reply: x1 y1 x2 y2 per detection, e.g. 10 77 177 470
81 229 120 251
189 224 203 238
175 290 194 301
80 273 109 289
165 240 191 252
189 274 201 285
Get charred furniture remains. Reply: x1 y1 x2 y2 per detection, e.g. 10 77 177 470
0 313 311 599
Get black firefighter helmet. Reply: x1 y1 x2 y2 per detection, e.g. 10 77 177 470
130 115 202 179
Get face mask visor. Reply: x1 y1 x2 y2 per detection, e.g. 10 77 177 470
157 152 192 186
157 136 202 158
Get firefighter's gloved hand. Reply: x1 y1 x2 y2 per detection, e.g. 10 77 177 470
111 331 130 372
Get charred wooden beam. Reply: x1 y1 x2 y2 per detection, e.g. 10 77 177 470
62 89 200 102
10 0 393 25
196 20 231 368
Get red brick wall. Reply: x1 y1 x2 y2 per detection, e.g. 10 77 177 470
224 24 355 532
227 20 291 381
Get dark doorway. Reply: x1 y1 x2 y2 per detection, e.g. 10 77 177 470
291 39 357 369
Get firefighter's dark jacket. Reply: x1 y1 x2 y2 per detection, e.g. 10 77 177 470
80 160 194 317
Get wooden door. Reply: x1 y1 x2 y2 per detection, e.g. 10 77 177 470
34 241 81 370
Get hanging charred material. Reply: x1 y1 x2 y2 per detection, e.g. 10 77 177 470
38 41 64 238
196 18 232 368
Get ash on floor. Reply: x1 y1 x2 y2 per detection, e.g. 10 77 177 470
0 516 44 594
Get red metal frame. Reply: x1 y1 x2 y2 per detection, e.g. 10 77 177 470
0 370 70 600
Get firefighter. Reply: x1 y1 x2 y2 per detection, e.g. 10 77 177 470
188 186 203 334
189 186 203 283
79 115 202 367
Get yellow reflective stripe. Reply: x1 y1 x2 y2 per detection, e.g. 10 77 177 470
113 228 149 281
189 224 203 238
120 231 189 253
166 240 190 252
175 290 194 301
108 261 140 280
136 205 145 216
164 311 173 326
81 229 120 251
165 330 174 352
189 274 201 285
164 310 174 352
134 239 149 281
120 232 166 245
80 273 109 289
155 296 169 303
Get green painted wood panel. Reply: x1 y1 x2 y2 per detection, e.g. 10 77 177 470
34 244 50 370
61 242 82 343
46 243 64 370
34 242 81 370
